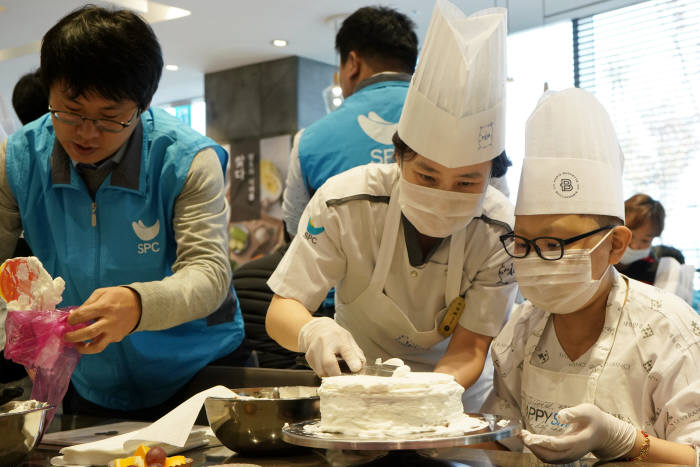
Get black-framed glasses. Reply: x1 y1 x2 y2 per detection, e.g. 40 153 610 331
500 225 616 261
48 105 140 133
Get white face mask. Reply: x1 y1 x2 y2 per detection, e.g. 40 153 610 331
514 230 613 314
619 247 651 265
398 174 485 238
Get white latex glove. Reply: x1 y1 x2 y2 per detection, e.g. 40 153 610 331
521 403 637 463
298 317 366 376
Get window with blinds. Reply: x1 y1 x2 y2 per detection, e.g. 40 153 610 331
574 0 700 270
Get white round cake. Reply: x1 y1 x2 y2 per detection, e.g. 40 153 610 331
314 365 488 438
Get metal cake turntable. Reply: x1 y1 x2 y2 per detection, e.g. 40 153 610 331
282 413 520 451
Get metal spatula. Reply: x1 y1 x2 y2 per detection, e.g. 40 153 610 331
295 355 399 376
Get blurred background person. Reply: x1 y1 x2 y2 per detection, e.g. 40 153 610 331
615 193 695 305
12 69 48 126
9 69 43 258
0 69 48 397
282 6 418 238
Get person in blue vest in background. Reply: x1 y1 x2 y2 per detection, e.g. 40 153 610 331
282 6 418 238
0 5 246 419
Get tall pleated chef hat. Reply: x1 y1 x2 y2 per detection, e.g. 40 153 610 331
397 0 506 168
515 87 625 221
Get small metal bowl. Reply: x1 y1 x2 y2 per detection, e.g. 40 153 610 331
205 386 319 455
0 401 53 465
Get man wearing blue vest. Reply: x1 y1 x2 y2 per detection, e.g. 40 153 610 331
282 6 418 237
0 6 245 419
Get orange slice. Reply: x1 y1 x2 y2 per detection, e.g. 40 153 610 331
112 456 145 467
164 456 192 467
0 257 36 302
133 444 150 459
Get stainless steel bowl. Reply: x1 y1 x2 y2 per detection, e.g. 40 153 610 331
0 401 53 465
205 386 319 455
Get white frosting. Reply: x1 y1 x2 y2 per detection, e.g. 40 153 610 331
5 257 64 311
316 363 488 438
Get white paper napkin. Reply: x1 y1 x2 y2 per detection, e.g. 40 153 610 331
58 385 237 465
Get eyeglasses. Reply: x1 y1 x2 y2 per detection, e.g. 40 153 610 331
48 105 140 133
500 225 616 261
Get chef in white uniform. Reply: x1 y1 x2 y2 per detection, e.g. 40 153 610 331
482 88 700 465
266 0 517 412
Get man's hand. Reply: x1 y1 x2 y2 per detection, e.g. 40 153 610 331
63 286 142 354
521 403 637 463
298 317 366 376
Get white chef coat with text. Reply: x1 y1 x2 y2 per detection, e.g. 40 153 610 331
483 270 700 453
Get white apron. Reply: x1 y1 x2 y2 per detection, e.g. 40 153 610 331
335 183 491 411
520 273 644 436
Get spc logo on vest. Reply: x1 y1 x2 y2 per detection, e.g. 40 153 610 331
132 219 160 254
357 111 397 163
304 218 324 244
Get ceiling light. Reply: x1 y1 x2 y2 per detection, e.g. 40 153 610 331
141 1 191 23
109 0 148 13
165 64 179 71
272 39 288 48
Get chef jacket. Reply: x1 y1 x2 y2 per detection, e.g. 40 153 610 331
269 163 517 408
483 269 700 460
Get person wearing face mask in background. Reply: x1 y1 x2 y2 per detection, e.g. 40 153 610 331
0 69 48 396
615 194 695 305
265 0 517 412
481 88 700 465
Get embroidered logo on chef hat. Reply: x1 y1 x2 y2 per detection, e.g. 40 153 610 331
552 172 580 199
478 122 494 149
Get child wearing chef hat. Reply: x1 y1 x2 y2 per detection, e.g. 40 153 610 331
482 87 700 465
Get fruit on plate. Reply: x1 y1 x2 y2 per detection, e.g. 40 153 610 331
163 455 191 466
134 445 151 459
110 456 144 467
108 445 192 467
145 446 166 465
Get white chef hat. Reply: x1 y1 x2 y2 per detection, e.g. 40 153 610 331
515 87 625 221
397 0 506 168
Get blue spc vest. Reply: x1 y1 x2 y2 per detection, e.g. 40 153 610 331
299 75 410 195
5 108 244 410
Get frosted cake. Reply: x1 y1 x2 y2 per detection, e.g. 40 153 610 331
312 361 488 438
